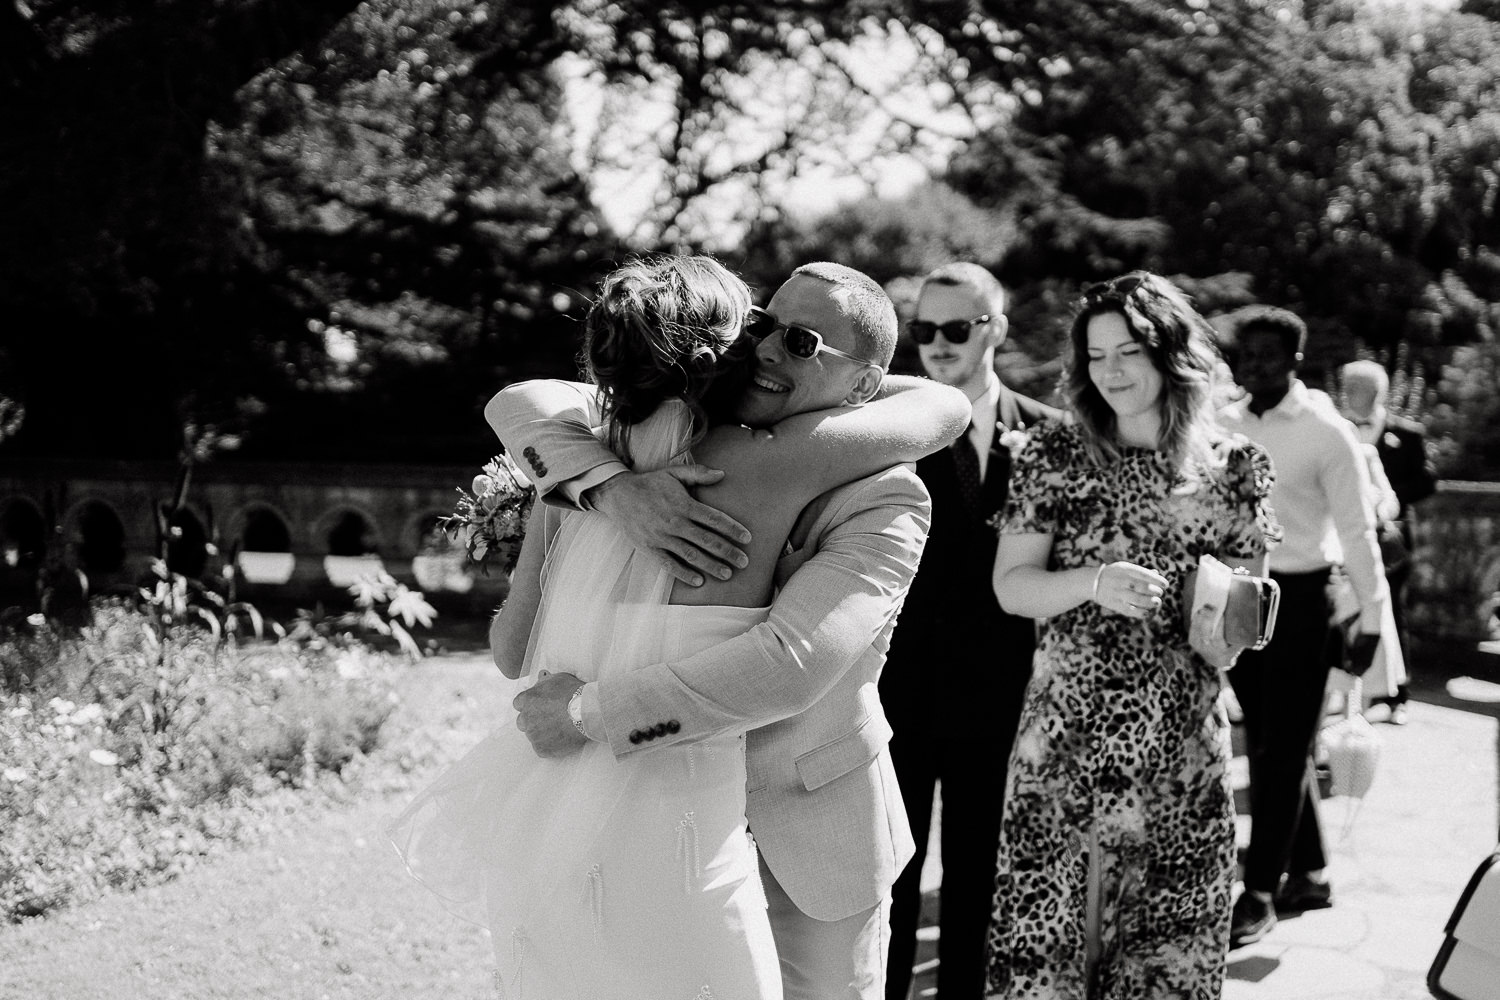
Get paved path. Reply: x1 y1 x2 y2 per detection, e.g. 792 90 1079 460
904 674 1500 999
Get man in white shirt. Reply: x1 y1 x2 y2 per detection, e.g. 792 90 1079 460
1217 306 1387 947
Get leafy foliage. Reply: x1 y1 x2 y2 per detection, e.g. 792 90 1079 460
0 601 409 922
4 0 1500 473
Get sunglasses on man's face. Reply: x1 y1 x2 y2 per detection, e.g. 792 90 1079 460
1082 272 1151 307
742 307 875 367
907 315 991 346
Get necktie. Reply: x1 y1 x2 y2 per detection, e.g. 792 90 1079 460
952 423 983 515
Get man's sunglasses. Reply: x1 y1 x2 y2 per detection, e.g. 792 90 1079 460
907 315 991 346
742 307 875 367
1082 272 1151 306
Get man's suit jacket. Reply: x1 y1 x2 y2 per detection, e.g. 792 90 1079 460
882 386 1059 735
1373 415 1436 537
487 382 927 922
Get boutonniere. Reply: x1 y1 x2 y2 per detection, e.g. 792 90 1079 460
1383 431 1401 450
998 424 1028 457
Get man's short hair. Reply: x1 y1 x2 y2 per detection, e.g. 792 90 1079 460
920 261 1006 317
1233 305 1307 357
791 261 898 370
1341 358 1389 397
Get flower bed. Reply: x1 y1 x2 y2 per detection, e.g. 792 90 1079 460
0 601 415 922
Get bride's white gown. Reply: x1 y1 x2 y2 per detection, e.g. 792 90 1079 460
388 402 782 1000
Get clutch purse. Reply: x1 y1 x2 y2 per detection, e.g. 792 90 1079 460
1184 554 1281 654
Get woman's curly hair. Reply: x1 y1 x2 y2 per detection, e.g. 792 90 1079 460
582 254 753 465
1063 270 1226 472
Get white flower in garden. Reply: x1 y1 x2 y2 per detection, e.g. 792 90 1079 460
334 651 367 680
472 474 495 497
89 749 120 767
49 697 77 718
70 704 104 726
3 767 27 783
26 613 45 627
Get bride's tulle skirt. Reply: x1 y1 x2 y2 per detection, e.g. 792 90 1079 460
387 605 783 1000
389 404 782 998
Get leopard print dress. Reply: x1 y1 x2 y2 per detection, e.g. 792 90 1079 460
984 420 1279 1000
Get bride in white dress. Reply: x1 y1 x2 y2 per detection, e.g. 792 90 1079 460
388 255 966 999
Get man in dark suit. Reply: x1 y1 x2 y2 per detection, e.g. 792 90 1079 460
1340 359 1436 725
882 263 1060 1000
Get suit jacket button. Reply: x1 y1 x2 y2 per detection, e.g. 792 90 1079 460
523 446 538 458
667 720 681 734
628 730 643 744
536 463 549 476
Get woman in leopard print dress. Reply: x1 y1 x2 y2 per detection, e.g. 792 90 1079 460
985 272 1281 999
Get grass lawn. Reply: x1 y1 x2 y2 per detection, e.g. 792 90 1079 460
0 652 517 1000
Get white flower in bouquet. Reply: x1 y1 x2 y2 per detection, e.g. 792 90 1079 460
440 452 536 575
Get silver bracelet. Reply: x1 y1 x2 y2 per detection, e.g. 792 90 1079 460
1091 564 1107 603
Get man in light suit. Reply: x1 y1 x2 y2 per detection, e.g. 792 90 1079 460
882 263 1059 1000
489 262 930 999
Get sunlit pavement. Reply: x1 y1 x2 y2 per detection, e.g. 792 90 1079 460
900 664 1500 1000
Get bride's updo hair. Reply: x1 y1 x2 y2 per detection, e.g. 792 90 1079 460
583 254 753 465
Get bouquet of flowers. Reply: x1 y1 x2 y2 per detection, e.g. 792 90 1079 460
438 453 536 575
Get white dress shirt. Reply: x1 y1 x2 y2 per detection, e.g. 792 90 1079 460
969 370 1001 482
1219 379 1389 632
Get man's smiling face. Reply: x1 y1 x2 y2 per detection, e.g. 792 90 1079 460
732 275 873 428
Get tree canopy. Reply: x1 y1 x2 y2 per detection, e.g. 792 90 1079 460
4 0 1500 475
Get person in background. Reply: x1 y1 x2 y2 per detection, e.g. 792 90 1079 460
986 272 1279 998
1216 307 1387 947
882 263 1059 1000
1339 359 1436 725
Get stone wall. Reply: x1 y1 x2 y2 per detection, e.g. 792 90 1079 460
0 458 512 613
4 459 1498 646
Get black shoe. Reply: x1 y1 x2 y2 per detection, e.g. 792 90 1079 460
1230 892 1277 947
1388 704 1409 726
1275 873 1333 913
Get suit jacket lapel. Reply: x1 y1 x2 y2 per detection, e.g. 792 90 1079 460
981 420 1010 515
985 384 1030 515
997 384 1023 433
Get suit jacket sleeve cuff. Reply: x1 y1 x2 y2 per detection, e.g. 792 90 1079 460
579 682 606 742
558 463 630 510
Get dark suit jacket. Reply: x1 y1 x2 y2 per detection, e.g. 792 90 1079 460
881 385 1061 736
1374 415 1435 518
1374 416 1434 563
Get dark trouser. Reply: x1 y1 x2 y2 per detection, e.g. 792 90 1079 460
885 733 1011 1000
1228 568 1332 894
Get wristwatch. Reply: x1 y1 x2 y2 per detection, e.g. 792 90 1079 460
566 685 587 737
